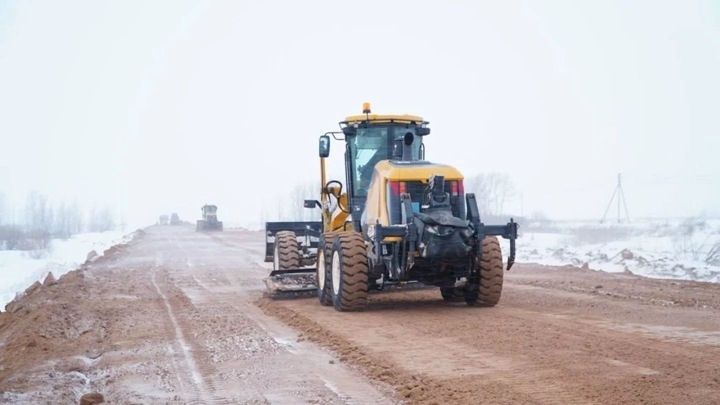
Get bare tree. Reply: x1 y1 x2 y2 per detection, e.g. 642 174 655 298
259 203 271 227
0 195 23 250
24 190 53 233
88 204 116 232
0 225 23 250
67 200 83 235
272 181 319 221
21 191 54 258
53 201 84 239
287 181 318 221
464 172 516 218
276 197 287 221
54 201 69 238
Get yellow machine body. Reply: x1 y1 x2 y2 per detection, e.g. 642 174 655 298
363 160 464 234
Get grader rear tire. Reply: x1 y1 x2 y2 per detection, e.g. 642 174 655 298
330 231 369 312
317 232 336 306
465 236 504 307
273 231 301 271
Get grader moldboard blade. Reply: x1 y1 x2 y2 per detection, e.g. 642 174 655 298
264 267 318 299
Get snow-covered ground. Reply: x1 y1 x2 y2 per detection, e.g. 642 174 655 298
508 218 720 283
0 229 141 310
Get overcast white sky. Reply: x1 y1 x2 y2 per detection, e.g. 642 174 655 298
0 0 718 227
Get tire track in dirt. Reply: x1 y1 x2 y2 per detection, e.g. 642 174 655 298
255 296 595 405
256 278 720 405
182 266 399 405
150 267 213 404
152 229 398 404
357 328 592 404
151 237 260 404
496 281 720 368
485 303 720 400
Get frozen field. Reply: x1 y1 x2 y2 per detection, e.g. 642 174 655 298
511 217 720 283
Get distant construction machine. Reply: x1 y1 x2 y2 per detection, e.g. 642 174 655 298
263 103 519 311
158 215 169 225
196 204 223 231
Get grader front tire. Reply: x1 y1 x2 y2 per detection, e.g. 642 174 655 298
465 236 504 307
317 232 335 306
330 231 369 312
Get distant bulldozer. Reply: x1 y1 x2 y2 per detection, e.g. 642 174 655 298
158 215 169 225
196 204 223 231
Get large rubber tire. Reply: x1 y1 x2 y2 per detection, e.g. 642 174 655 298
317 232 335 306
440 287 465 302
465 236 504 307
330 231 369 312
273 231 301 271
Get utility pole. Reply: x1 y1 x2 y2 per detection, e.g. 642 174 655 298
601 173 630 224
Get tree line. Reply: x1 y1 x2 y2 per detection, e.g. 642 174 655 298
0 190 117 253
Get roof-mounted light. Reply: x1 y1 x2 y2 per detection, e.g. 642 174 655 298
362 102 371 114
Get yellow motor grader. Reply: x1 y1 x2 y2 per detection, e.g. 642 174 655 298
197 204 223 231
264 103 518 311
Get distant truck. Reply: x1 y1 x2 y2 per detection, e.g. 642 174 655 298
170 213 181 225
158 215 169 225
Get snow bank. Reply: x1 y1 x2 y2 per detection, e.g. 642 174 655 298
507 218 720 283
0 229 139 310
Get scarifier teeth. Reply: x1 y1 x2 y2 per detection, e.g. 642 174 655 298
263 274 318 300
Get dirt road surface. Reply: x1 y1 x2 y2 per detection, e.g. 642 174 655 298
1 225 720 404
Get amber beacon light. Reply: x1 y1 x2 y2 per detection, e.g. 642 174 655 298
362 102 371 114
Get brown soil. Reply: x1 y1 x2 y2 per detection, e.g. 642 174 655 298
2 225 720 404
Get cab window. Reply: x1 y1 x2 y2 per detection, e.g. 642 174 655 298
349 128 389 197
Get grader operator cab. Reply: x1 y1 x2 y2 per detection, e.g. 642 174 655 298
264 103 518 311
197 204 223 231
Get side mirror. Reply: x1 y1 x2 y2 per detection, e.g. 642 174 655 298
319 135 330 158
304 199 321 209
